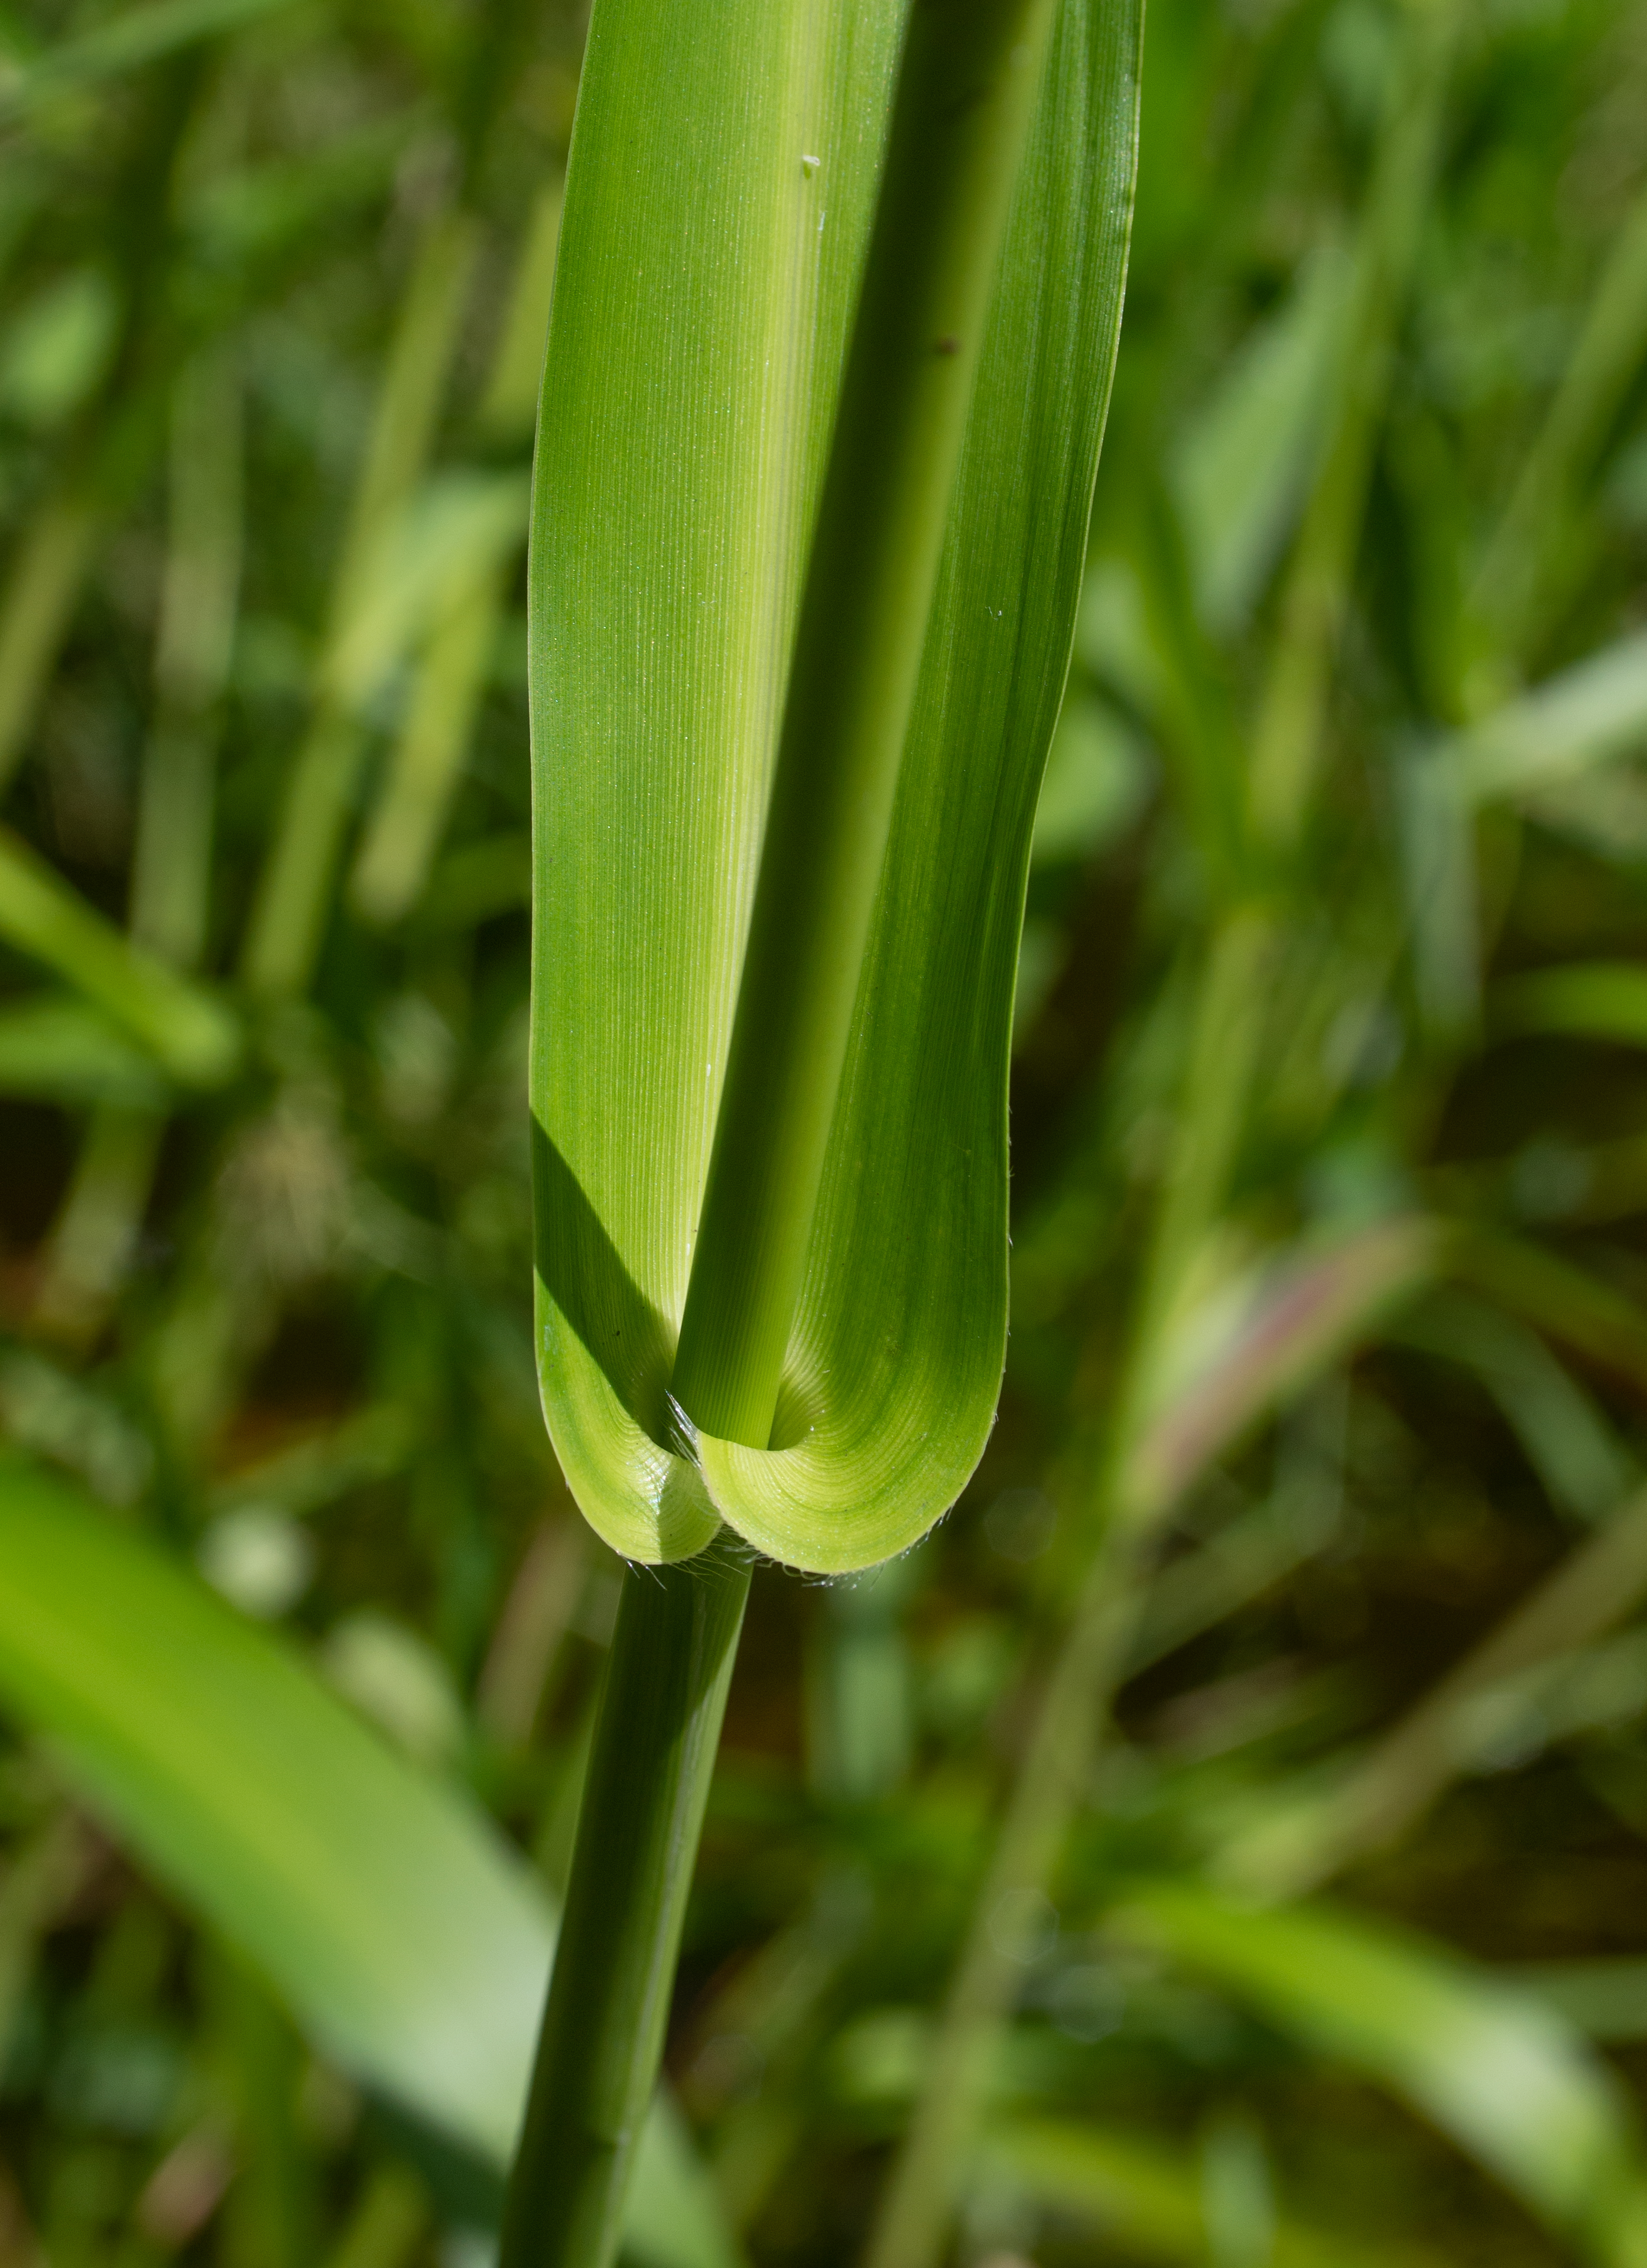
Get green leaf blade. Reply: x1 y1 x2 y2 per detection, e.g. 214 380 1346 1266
0 1457 744 2268
0 1454 544 2159
531 0 1142 1573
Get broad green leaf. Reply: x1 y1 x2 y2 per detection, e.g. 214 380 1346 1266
0 1456 740 2268
1113 1882 1647 2259
530 0 1142 1570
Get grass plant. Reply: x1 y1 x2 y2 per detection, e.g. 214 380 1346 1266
4 2 1647 2267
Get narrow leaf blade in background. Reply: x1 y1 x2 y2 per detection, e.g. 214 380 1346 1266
0 1457 740 2268
1113 1881 1647 2257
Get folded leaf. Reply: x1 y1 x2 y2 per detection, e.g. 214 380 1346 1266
0 1456 740 2268
530 0 1142 1570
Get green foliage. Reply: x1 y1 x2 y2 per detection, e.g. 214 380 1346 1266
0 1453 738 2268
4 0 1647 2263
528 0 1140 1571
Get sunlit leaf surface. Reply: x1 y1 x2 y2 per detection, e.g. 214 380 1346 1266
0 1457 740 2268
529 0 1142 1570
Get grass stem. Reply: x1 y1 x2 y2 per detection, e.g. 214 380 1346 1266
498 1545 751 2268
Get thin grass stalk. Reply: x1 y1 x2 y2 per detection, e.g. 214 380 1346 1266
349 184 562 926
506 5 1060 2260
498 1546 751 2268
1245 0 1457 856
347 563 506 926
133 344 244 969
240 207 479 998
859 1508 1150 2268
31 1107 168 1347
1471 177 1647 676
34 347 243 1343
1229 1479 1647 1897
0 487 99 798
860 17 1458 2264
0 49 210 803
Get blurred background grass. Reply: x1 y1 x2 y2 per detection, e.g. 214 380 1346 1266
4 0 1647 2262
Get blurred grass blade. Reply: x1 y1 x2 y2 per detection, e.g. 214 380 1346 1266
242 209 480 999
33 346 245 1347
1245 0 1457 852
31 1106 168 1346
1226 1480 1647 1899
1118 0 1457 1383
0 1456 741 2268
0 486 98 797
132 343 244 970
321 472 526 715
1171 242 1352 641
1123 1215 1438 1522
1454 1229 1647 1396
1392 738 1480 1038
1394 1288 1636 1524
0 0 299 119
1126 1480 1339 1675
1473 176 1647 665
982 2116 1447 2268
0 828 239 1085
477 180 564 445
1448 631 1647 802
1113 1882 1647 2258
1495 961 1647 1049
1516 1962 1647 2045
532 0 1143 1571
351 182 563 926
0 994 173 1107
0 1453 545 2156
1109 498 1249 899
349 558 508 927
